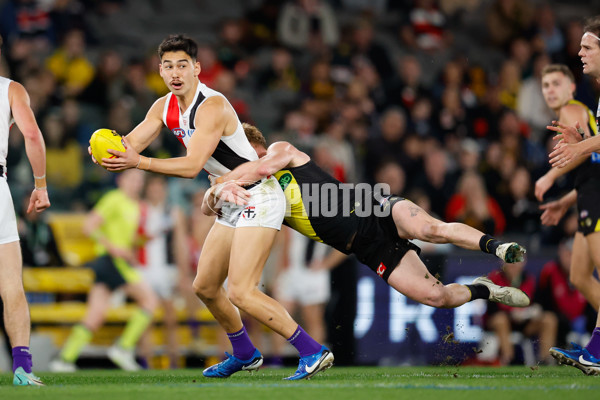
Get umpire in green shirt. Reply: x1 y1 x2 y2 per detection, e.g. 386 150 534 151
49 169 159 372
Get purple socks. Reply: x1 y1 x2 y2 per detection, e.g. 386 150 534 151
227 326 256 361
287 326 322 358
586 327 600 358
12 346 32 373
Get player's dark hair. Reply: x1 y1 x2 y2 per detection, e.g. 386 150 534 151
242 123 267 149
584 17 600 46
541 64 575 83
158 34 198 60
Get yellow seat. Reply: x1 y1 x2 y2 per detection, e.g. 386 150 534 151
47 213 96 267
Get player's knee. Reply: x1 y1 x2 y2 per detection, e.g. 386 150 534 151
193 279 219 302
423 287 448 308
227 287 250 310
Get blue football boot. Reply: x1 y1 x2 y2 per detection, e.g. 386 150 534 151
550 343 600 375
203 349 263 378
284 346 334 380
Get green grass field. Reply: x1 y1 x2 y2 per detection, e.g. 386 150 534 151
0 366 598 400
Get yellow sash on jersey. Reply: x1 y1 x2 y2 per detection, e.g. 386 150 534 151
274 170 324 242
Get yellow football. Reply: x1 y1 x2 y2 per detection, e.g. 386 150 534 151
89 129 125 168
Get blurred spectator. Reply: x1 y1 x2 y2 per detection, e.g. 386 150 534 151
17 196 63 267
435 86 468 140
350 19 394 82
409 96 435 137
305 59 335 101
122 59 157 124
213 70 253 123
79 50 124 113
413 146 455 218
516 52 553 143
486 0 534 50
197 45 225 88
49 0 92 43
467 84 506 140
497 166 539 234
364 107 408 182
277 0 339 53
256 46 301 108
43 112 84 207
445 170 505 235
316 121 357 183
144 53 169 97
497 59 522 110
216 18 249 73
402 0 450 52
483 261 555 365
508 38 533 80
533 3 564 57
45 29 95 97
374 160 406 195
243 0 282 50
385 55 431 113
0 0 55 46
536 238 589 349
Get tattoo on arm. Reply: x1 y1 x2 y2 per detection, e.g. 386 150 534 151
409 206 420 217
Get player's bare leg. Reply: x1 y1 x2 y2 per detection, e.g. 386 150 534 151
391 200 525 262
193 222 241 332
227 227 296 337
571 232 600 309
387 250 471 308
0 242 29 347
387 250 530 308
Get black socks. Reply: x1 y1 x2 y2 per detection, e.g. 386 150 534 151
479 234 501 255
466 284 490 301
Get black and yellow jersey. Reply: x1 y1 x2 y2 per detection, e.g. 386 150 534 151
568 99 600 188
274 161 360 254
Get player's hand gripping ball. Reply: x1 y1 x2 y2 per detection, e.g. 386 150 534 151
89 129 126 168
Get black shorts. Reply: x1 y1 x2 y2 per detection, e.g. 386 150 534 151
350 195 420 282
576 181 600 236
86 255 127 290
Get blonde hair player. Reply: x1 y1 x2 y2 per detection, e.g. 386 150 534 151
0 34 50 386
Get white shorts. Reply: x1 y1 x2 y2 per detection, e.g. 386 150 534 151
216 176 285 230
140 263 177 299
276 267 330 306
0 177 19 245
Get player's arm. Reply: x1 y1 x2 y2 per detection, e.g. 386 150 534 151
218 142 308 184
124 97 167 152
535 105 591 201
9 81 50 212
201 180 251 215
539 189 577 226
104 97 228 178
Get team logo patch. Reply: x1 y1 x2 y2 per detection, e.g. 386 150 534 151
278 173 292 191
376 262 387 277
242 206 256 219
172 128 186 139
581 210 589 219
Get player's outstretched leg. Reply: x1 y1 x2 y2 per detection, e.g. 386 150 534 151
13 367 44 386
472 277 530 307
550 343 600 376
202 349 263 378
284 345 334 380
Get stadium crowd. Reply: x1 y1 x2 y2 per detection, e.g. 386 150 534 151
1 0 600 368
